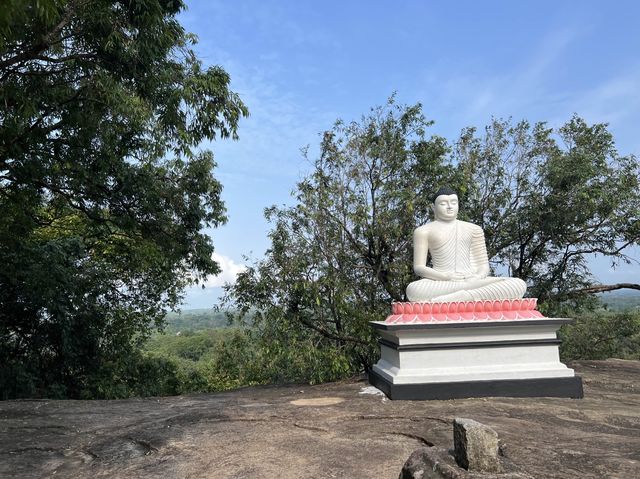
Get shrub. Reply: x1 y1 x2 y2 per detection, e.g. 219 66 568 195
559 310 640 361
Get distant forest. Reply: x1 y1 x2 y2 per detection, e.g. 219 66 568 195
599 292 640 312
165 292 640 332
163 309 231 332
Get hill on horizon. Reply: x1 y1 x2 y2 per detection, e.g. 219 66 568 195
167 291 640 332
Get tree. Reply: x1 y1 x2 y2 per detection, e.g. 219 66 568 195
455 116 640 307
224 99 639 380
224 97 456 377
0 0 248 398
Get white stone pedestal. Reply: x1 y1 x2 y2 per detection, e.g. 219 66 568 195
369 318 583 400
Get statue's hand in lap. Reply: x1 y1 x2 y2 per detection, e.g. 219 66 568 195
449 272 480 281
406 187 527 302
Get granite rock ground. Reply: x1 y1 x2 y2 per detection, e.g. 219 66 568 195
0 359 638 478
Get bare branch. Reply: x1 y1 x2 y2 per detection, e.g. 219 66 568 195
297 315 369 346
568 283 640 295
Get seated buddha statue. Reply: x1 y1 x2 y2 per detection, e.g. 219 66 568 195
405 187 527 302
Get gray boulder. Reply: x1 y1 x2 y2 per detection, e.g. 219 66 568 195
453 418 500 473
399 447 532 479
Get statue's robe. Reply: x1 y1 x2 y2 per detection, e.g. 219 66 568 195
406 220 526 302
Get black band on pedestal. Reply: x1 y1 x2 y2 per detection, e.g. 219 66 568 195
368 369 584 400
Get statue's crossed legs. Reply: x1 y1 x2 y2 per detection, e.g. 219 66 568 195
406 277 527 302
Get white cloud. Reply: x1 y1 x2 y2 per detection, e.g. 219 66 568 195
203 252 247 288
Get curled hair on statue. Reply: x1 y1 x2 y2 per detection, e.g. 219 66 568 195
431 186 458 203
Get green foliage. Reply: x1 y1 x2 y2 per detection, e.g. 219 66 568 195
224 97 640 382
559 310 640 361
142 328 261 394
83 352 181 399
141 326 358 395
456 117 640 308
0 1 248 398
146 328 228 361
224 97 458 378
163 309 231 332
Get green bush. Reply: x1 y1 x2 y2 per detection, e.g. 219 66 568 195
245 337 358 385
140 327 361 395
0 360 39 399
142 328 261 394
81 353 181 399
559 310 640 361
145 329 227 361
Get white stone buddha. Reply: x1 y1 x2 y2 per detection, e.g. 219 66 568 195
406 187 527 302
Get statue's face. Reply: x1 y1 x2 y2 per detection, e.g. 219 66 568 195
432 194 459 221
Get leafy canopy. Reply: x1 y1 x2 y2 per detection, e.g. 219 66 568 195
225 97 639 379
0 0 248 398
224 97 457 377
456 116 640 306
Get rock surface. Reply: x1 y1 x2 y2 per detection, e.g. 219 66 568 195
399 447 532 479
453 418 500 472
0 359 639 478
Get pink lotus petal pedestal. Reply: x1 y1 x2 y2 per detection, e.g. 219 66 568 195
369 299 583 400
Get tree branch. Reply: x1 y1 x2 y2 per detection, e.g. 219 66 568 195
568 283 640 295
297 315 369 346
0 1 77 70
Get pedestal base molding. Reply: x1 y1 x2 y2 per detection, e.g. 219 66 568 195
370 300 583 400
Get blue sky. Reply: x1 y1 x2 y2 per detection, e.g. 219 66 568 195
179 0 640 309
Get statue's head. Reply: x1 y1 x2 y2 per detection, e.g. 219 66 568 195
431 186 458 221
